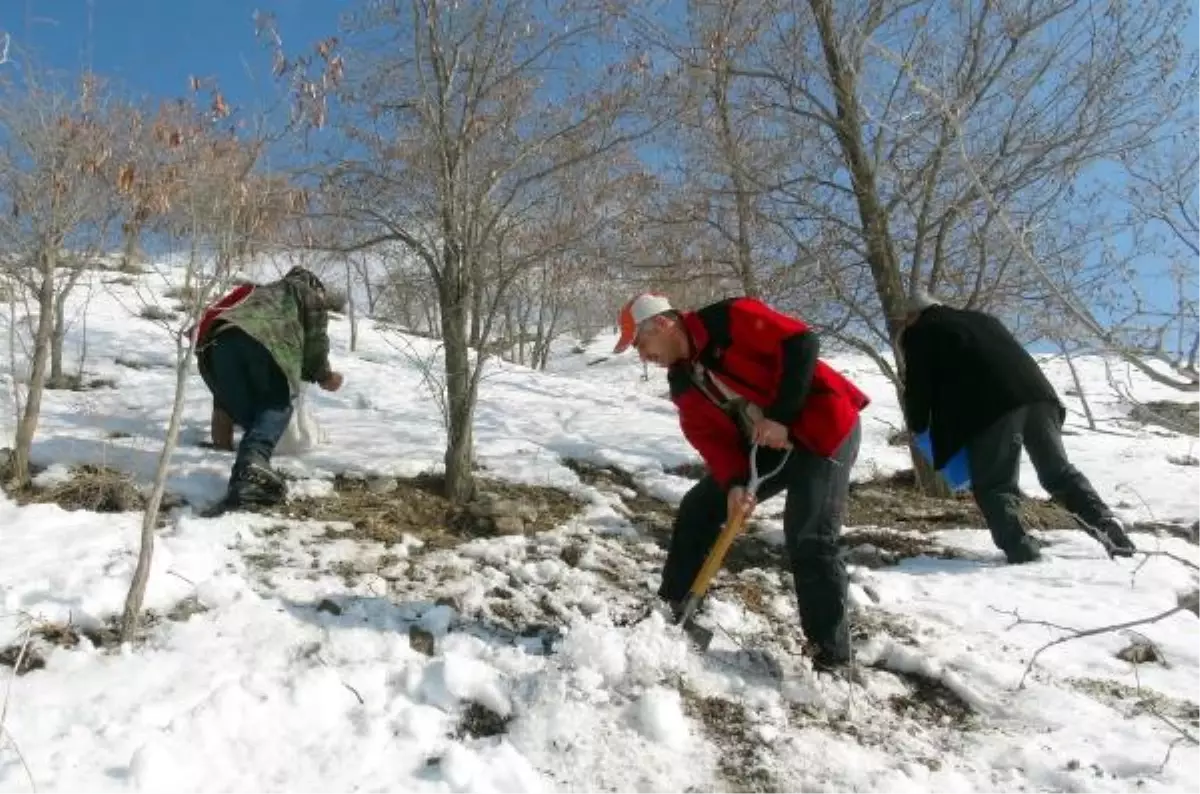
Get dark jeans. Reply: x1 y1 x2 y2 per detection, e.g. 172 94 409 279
659 419 861 651
967 401 1113 552
199 327 293 480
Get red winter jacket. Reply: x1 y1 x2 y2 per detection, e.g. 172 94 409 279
667 297 869 490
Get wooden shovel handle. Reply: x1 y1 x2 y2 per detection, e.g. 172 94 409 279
687 506 749 600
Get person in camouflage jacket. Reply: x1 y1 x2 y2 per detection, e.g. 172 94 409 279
194 266 344 508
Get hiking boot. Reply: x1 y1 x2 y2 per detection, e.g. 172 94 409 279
807 621 852 672
227 461 286 508
1097 517 1136 557
1003 536 1042 564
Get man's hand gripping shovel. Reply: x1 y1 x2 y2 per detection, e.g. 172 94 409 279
675 444 791 650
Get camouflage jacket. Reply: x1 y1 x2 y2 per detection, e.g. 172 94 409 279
202 267 332 391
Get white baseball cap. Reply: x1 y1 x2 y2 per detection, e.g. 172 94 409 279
614 292 674 353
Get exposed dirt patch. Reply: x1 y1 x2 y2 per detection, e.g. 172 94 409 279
1131 519 1199 544
562 458 675 542
1066 677 1199 727
1115 637 1164 665
848 469 1077 531
842 528 966 568
664 460 707 480
454 701 512 740
0 597 210 675
654 459 1078 532
722 534 789 575
680 688 780 792
721 578 773 617
1129 400 1198 436
885 670 975 727
44 374 118 391
114 355 155 370
850 607 919 646
562 458 987 575
277 473 585 549
5 464 146 513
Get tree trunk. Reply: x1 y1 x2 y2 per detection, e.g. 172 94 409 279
910 441 950 497
10 252 56 486
712 65 759 298
810 0 943 492
122 334 192 640
538 305 562 371
345 259 359 352
1063 348 1097 430
439 246 476 505
49 267 82 385
120 221 142 272
468 271 483 349
49 299 65 385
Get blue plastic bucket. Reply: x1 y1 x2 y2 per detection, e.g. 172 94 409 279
914 430 972 492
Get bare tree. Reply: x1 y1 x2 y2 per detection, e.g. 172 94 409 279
1118 129 1199 377
662 0 1198 488
275 0 662 503
119 87 272 641
0 67 121 485
632 0 799 300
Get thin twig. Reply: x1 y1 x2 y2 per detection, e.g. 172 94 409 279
0 617 38 792
166 569 196 586
1130 651 1200 771
313 651 365 706
992 605 1194 689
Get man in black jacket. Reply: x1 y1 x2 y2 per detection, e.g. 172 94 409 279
899 290 1135 563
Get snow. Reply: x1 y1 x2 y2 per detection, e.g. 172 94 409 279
0 263 1196 792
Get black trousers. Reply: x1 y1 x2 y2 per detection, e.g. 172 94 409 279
198 327 293 478
659 419 861 649
967 401 1113 551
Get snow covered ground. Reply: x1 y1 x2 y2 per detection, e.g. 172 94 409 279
1 264 1197 792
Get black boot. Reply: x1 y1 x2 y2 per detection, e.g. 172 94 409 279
227 457 286 509
1096 517 1136 557
1003 535 1042 564
808 619 852 672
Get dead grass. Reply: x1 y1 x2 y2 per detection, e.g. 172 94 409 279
1066 677 1199 727
0 597 210 675
848 468 1077 532
563 458 676 542
885 670 976 727
1130 400 1198 436
4 463 145 513
664 460 707 479
850 607 919 646
44 374 118 391
277 473 585 549
679 687 780 792
454 701 512 739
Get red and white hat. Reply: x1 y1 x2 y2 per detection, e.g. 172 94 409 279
613 292 673 353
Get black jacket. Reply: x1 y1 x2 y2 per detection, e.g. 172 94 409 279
900 305 1063 467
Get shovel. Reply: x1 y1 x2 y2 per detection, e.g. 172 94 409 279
676 443 791 650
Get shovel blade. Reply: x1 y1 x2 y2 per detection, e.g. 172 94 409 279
683 621 714 651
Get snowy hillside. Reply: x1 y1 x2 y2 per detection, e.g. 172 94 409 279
1 263 1197 792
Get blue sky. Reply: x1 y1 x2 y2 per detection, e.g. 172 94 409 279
0 0 341 113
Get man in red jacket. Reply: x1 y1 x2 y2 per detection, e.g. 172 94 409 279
614 293 870 670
